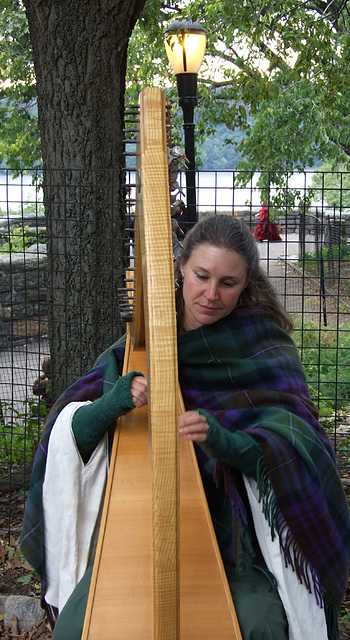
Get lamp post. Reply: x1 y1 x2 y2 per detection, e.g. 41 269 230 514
164 19 206 228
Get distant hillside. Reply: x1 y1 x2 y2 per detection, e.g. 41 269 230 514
198 124 245 170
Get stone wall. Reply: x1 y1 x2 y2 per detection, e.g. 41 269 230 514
232 208 300 233
0 247 47 348
0 213 47 347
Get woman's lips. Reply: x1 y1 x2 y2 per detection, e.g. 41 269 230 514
198 303 219 312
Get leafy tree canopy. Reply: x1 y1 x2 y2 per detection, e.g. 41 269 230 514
0 0 39 169
1 0 350 182
311 163 350 208
127 0 350 172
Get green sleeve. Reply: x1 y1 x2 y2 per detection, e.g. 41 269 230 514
197 409 262 479
72 370 142 460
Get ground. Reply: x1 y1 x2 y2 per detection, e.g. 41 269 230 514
1 469 350 639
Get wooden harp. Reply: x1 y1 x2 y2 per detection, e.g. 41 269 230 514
81 88 242 639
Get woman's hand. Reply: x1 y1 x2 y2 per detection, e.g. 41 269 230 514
131 375 148 408
179 410 209 443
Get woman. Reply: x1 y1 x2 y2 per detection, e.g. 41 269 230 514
21 214 350 639
253 202 282 242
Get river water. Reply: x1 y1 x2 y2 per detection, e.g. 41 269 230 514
0 169 321 214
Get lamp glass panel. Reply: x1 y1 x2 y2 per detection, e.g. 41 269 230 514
165 33 206 74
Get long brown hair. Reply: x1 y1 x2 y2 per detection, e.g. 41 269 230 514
174 214 293 333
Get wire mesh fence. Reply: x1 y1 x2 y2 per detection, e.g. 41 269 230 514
0 167 349 544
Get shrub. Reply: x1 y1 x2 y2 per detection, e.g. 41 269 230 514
0 224 46 253
292 317 350 419
0 398 47 473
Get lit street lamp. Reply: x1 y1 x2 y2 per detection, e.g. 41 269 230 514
164 19 206 228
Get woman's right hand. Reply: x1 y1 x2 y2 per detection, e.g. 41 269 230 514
131 375 148 408
179 410 210 443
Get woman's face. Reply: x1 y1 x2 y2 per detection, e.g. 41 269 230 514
181 243 247 331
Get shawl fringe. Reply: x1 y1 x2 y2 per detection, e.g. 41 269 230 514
216 447 339 639
256 458 325 605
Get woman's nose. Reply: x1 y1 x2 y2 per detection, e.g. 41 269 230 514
205 282 219 300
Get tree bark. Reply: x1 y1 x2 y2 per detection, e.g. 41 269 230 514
23 0 146 397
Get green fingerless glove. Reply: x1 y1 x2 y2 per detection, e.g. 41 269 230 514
196 409 262 479
72 370 143 460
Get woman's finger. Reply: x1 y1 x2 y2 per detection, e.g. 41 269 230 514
179 410 209 442
131 376 148 407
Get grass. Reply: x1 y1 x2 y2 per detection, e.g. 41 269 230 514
292 317 350 428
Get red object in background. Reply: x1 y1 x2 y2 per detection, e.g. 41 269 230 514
253 203 282 242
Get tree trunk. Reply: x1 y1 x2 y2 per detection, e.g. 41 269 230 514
23 0 146 397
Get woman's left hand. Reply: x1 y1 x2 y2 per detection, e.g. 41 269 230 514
179 410 209 443
130 375 148 408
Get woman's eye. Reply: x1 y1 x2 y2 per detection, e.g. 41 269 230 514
223 281 235 288
195 273 207 280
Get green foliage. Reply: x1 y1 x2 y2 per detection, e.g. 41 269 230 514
298 241 350 279
19 200 45 216
339 610 350 632
233 169 316 219
1 0 350 178
222 1 350 173
0 0 41 170
292 318 350 417
0 200 46 219
0 398 47 473
126 0 350 175
311 163 350 208
0 539 40 589
0 224 45 252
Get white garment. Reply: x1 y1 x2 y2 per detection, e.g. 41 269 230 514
243 475 328 640
42 401 108 612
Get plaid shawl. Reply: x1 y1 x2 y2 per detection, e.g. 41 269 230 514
177 309 350 630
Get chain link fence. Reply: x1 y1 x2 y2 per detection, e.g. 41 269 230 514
1 168 349 543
